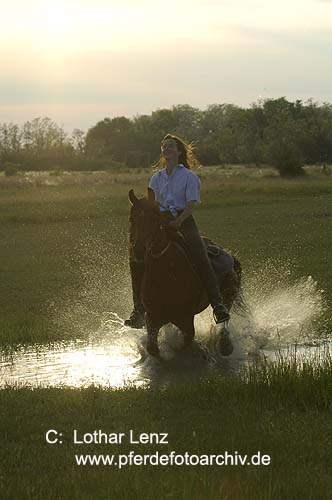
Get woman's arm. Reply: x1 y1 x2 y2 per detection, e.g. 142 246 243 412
169 201 197 229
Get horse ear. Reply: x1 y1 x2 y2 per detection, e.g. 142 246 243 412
147 187 156 202
128 189 138 205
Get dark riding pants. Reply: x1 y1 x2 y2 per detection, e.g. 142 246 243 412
165 212 222 307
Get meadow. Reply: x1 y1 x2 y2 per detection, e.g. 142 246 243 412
2 358 332 500
1 166 332 499
1 166 331 346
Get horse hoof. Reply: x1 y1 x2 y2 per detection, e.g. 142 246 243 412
183 335 194 350
147 340 160 357
219 331 233 356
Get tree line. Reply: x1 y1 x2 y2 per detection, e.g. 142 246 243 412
1 98 332 177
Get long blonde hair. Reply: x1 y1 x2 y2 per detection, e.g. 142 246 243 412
153 134 200 171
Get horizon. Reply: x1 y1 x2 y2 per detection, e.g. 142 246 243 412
0 97 330 135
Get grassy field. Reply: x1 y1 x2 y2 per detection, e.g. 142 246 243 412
0 166 331 345
1 166 332 499
2 357 332 499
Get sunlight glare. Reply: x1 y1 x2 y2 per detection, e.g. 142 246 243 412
28 4 78 50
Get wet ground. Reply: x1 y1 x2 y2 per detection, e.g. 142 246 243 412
1 280 330 389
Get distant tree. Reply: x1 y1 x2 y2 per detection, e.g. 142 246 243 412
0 117 74 170
240 104 266 165
300 101 332 164
1 98 332 172
150 108 179 137
85 118 112 158
85 116 134 164
218 129 238 165
131 114 156 165
198 104 230 164
171 104 201 141
21 117 67 153
70 129 86 156
262 99 306 176
0 123 23 157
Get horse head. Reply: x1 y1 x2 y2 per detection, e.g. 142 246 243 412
128 188 165 259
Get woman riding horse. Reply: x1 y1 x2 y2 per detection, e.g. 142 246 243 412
125 134 231 329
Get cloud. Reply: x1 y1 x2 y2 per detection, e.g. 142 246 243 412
1 0 332 129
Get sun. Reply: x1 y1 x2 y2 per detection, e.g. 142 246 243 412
27 4 80 51
21 3 143 53
40 6 73 33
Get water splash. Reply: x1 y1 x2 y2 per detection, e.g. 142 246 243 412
246 276 324 344
47 226 132 339
235 263 327 354
1 259 328 388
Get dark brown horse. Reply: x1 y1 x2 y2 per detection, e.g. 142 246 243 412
128 188 242 357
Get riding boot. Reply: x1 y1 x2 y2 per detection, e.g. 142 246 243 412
124 260 145 328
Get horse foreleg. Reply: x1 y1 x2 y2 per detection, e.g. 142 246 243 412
174 316 195 349
145 314 161 357
217 323 234 356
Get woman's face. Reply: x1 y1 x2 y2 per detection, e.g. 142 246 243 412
161 138 180 162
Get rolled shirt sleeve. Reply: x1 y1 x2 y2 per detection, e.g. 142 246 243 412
185 171 201 205
149 174 158 193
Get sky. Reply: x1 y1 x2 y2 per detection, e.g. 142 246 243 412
0 0 331 131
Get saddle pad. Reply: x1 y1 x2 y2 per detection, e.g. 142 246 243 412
207 243 234 274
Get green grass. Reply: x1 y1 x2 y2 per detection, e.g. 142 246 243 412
0 167 331 346
1 357 332 499
1 167 332 498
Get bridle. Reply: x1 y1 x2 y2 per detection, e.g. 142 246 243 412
130 208 171 261
146 217 171 259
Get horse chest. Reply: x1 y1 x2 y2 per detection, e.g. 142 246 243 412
147 259 179 284
142 250 202 308
163 260 178 281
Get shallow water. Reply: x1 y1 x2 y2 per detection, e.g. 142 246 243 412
0 312 240 389
1 272 330 390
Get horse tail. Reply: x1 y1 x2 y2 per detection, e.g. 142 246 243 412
233 256 242 282
232 256 249 314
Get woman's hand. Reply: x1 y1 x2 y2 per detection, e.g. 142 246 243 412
168 218 182 230
168 201 197 230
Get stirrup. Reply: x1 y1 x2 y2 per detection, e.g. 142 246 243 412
213 304 230 324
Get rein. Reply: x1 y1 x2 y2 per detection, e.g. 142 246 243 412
146 219 172 259
131 255 145 264
148 241 171 259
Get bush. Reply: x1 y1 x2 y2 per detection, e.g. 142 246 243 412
265 140 305 177
3 162 20 177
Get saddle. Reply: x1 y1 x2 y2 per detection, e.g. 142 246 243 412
203 237 235 275
166 228 234 276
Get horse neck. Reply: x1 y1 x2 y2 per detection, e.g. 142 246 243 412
149 226 169 255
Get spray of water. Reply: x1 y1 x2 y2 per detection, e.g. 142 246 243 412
47 223 132 339
235 260 327 353
7 242 325 389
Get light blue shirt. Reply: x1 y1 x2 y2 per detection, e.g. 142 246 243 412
149 164 201 217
